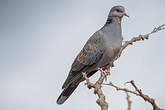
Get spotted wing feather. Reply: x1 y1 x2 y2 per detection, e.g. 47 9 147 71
62 31 104 88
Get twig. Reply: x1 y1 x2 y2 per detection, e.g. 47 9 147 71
83 24 165 110
105 82 139 96
82 72 94 89
125 92 132 110
114 24 165 60
128 80 163 110
82 72 108 110
105 81 164 110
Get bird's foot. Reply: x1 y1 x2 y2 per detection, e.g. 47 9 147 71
97 67 110 81
97 67 107 75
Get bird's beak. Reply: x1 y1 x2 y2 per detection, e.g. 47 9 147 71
124 13 129 17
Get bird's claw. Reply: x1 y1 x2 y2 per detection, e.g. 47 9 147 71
97 67 110 81
98 67 107 75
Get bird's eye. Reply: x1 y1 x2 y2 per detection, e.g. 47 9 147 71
116 9 120 12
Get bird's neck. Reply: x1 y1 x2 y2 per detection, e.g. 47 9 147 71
105 16 121 26
103 16 122 40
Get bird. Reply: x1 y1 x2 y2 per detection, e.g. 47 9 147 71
57 5 129 105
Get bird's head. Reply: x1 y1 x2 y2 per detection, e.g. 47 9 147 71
109 6 129 18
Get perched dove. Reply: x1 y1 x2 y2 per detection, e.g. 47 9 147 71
57 6 129 105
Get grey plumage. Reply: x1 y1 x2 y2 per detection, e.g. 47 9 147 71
57 6 128 105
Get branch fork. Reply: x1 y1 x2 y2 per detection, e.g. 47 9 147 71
82 72 109 110
83 24 165 110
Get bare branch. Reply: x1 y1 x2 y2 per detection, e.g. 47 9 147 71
104 82 139 96
105 81 164 110
128 80 163 110
82 72 108 110
82 72 94 89
125 92 132 110
83 24 165 110
114 24 165 60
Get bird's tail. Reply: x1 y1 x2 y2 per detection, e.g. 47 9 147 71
57 83 79 105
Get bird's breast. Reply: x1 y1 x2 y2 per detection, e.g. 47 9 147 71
104 41 121 62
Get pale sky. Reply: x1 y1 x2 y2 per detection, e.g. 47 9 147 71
0 0 165 110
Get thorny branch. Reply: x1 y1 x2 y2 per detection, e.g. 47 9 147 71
83 24 165 110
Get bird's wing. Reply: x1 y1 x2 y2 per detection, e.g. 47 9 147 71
72 32 104 71
62 31 105 88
